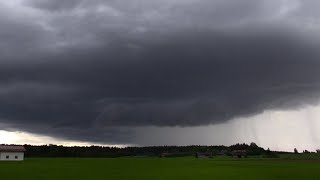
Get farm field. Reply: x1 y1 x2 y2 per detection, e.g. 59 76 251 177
0 157 320 180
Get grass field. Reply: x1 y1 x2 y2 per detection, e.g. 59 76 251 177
1 157 320 179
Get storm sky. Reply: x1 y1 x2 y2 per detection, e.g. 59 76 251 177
1 0 320 151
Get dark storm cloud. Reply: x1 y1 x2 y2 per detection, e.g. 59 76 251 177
1 0 320 143
25 0 82 11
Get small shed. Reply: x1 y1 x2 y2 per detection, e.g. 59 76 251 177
160 152 173 158
196 152 213 159
0 145 26 161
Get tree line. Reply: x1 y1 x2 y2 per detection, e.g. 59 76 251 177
20 142 270 158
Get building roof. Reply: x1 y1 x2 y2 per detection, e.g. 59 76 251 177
0 145 26 152
196 152 212 155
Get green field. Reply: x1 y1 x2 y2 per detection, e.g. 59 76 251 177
1 157 320 179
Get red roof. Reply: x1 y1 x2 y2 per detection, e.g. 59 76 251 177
0 145 26 152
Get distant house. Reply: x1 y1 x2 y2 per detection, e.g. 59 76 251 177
160 152 173 158
0 145 26 161
232 150 247 158
218 150 227 156
196 152 213 159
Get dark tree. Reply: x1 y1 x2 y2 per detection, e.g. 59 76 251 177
250 142 258 148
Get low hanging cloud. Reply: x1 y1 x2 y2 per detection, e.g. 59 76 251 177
1 0 320 144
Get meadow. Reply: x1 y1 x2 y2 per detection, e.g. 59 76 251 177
0 157 320 180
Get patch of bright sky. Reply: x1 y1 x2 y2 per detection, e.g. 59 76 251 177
0 130 127 147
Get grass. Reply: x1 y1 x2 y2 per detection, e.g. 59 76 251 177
279 153 320 160
1 157 320 179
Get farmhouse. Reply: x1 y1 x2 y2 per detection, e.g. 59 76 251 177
232 150 247 158
0 145 26 161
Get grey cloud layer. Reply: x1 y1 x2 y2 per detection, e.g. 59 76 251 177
1 0 320 144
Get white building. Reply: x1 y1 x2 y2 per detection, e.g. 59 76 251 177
0 145 26 161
